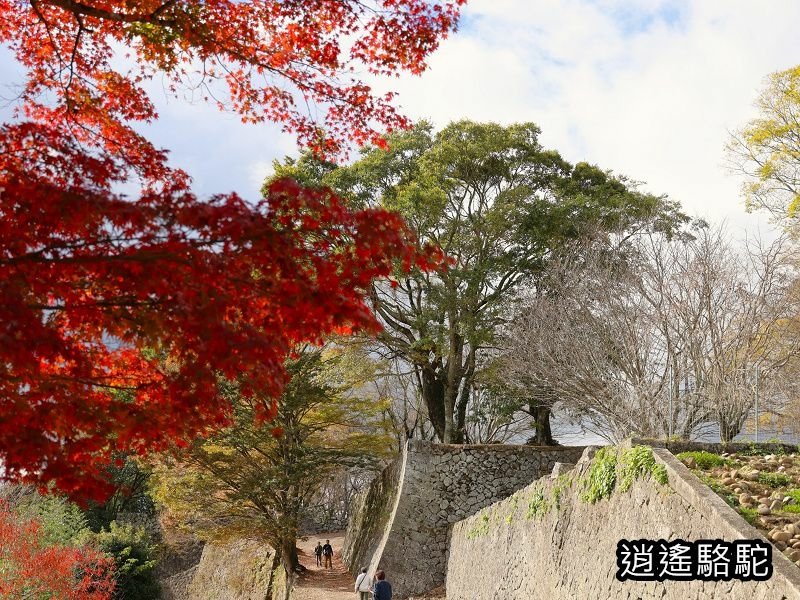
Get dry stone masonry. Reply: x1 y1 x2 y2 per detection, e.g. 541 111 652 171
343 440 586 598
342 453 405 574
446 446 800 600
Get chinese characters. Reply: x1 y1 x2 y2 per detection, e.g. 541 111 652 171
616 539 772 582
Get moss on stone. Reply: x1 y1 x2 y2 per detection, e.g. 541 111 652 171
580 445 668 504
580 447 618 503
526 488 551 520
466 511 492 539
551 473 572 510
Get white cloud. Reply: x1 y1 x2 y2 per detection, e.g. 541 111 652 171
2 0 797 234
373 0 800 236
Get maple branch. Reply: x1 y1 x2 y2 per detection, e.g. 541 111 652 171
36 0 176 25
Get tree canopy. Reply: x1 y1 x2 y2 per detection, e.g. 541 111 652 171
728 65 800 222
0 0 460 499
150 347 392 579
271 120 688 443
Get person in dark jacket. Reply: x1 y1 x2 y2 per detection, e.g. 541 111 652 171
322 539 334 569
314 542 323 567
372 570 392 600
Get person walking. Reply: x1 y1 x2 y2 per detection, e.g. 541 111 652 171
313 542 323 567
354 567 370 600
372 570 392 600
322 539 334 569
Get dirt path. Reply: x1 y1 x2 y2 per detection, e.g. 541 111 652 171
293 533 355 600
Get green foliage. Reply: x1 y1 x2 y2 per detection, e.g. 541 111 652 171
466 512 492 539
697 473 737 508
80 522 159 600
580 446 668 504
7 487 88 546
580 447 618 503
739 442 774 456
738 506 759 524
551 474 572 510
675 451 730 470
85 456 156 533
619 446 667 492
0 486 161 596
151 347 393 576
785 489 800 504
757 472 793 488
269 121 688 443
526 488 551 520
728 65 800 219
784 505 800 514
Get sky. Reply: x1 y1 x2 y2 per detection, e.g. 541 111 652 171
2 0 799 237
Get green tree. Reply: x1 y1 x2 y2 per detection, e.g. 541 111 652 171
85 456 155 533
1 485 88 546
728 65 800 221
271 121 687 444
79 522 160 600
150 348 392 596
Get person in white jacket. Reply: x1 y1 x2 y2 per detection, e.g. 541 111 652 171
354 567 371 600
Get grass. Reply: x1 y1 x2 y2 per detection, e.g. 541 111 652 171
758 472 793 488
580 445 668 504
785 489 800 504
619 445 668 491
675 450 730 469
697 473 737 508
738 506 759 525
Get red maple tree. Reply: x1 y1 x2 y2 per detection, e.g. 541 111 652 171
0 501 116 599
0 0 462 499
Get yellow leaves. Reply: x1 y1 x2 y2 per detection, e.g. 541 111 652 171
730 64 800 219
788 193 800 219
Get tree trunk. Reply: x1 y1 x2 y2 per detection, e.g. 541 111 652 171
528 399 556 446
442 385 457 444
264 551 282 600
420 366 446 441
279 537 300 600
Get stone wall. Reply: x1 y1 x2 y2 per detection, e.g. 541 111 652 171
633 437 799 456
343 440 586 598
447 446 800 600
342 453 404 573
159 538 275 600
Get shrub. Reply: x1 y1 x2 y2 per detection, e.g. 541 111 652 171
80 521 159 600
12 489 89 546
0 500 115 599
